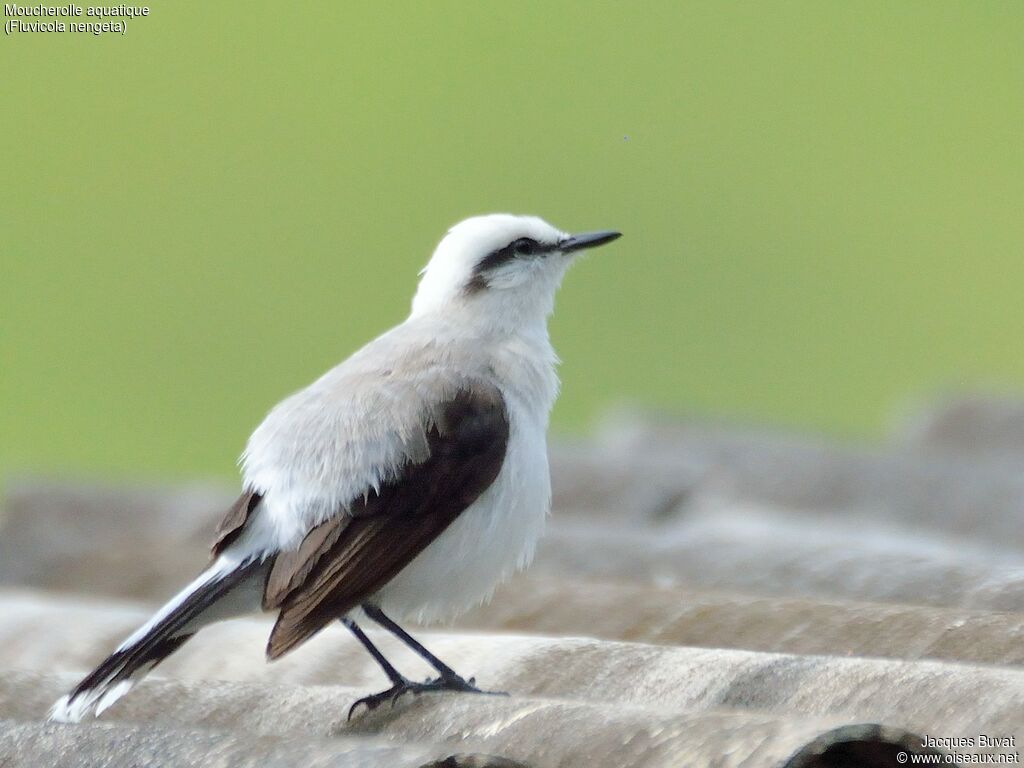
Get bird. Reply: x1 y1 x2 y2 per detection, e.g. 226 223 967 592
49 213 621 723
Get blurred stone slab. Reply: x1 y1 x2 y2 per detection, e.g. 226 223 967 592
3 592 1022 737
463 576 1024 667
531 505 1024 611
0 716 500 768
0 672 952 768
549 440 706 521
0 479 224 599
10 481 1024 613
554 413 1024 548
899 394 1024 458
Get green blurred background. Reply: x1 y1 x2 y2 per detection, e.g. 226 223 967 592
2 2 1022 482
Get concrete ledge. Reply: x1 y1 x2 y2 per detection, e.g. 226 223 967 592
1 593 1020 737
1 672 948 768
464 576 1024 667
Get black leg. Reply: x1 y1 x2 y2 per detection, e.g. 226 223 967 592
361 604 462 680
340 604 507 718
341 617 417 719
341 618 405 685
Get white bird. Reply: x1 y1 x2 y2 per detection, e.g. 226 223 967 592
49 213 621 723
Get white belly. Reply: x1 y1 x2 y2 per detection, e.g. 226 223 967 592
371 413 550 623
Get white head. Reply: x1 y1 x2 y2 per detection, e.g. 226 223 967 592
410 214 621 329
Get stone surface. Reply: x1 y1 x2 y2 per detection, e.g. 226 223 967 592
1 595 1020 739
0 716 478 768
529 506 1024 611
464 576 1024 667
0 480 222 599
559 412 1024 548
899 394 1024 458
0 671 949 768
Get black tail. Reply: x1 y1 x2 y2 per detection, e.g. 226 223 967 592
49 558 262 722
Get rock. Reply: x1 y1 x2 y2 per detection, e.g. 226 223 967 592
899 393 1024 458
1 595 1020 739
0 479 225 599
0 671 949 768
464 576 1024 667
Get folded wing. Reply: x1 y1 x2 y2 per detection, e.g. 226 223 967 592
228 382 509 659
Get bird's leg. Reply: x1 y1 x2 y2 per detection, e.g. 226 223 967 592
342 618 407 685
341 617 416 719
361 604 507 698
361 605 461 679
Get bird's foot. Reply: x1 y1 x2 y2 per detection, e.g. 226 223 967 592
348 673 507 719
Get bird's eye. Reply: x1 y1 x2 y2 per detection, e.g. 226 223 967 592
513 238 536 256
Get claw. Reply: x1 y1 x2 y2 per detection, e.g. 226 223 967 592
347 678 412 721
347 673 505 719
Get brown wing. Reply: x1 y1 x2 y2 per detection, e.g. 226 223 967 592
211 488 262 557
262 383 510 659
